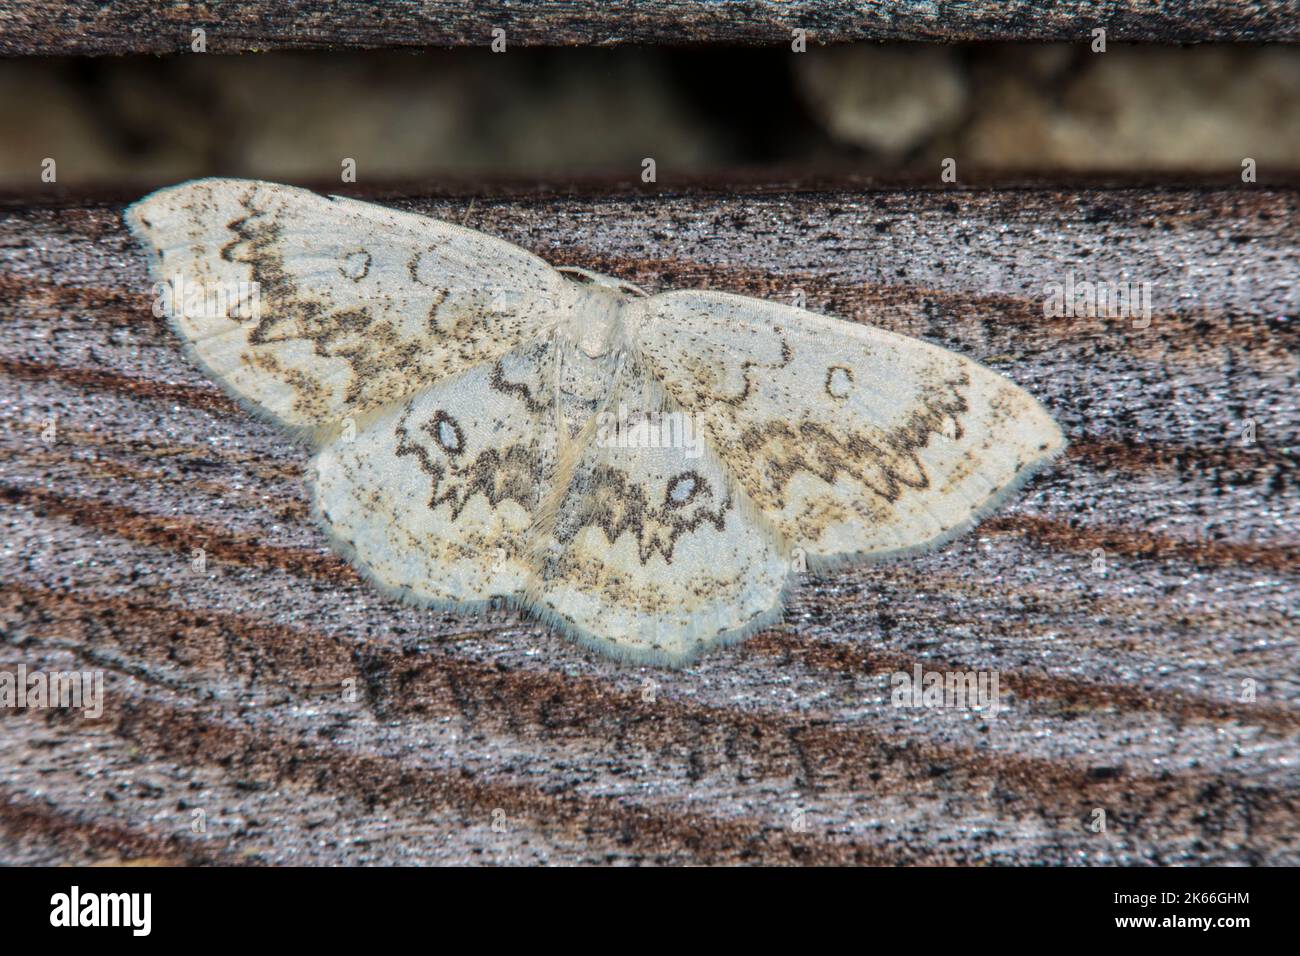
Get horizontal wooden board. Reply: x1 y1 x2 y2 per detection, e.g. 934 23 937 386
1 1 1298 55
0 180 1297 865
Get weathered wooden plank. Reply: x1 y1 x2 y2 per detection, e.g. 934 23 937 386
1 0 1298 55
1 181 1297 865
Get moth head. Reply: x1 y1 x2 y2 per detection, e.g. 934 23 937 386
560 268 641 358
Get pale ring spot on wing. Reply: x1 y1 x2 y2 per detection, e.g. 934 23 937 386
825 365 854 400
430 411 465 455
666 471 702 508
341 249 372 282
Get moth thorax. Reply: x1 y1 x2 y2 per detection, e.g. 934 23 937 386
569 284 624 358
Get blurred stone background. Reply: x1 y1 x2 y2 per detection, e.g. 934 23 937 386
1 43 1297 189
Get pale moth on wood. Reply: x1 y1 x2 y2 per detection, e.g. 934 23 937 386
127 179 1065 666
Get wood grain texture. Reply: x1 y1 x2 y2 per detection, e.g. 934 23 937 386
1 0 1298 55
1 181 1297 865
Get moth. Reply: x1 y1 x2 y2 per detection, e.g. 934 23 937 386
128 179 1065 665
